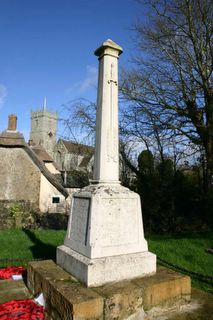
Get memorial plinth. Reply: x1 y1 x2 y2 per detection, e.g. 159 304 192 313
57 39 156 287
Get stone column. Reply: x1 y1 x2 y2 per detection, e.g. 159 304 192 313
93 40 123 183
57 40 156 287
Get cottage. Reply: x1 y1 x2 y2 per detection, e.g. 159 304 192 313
0 115 69 214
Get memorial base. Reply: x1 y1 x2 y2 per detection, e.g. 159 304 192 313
57 183 156 286
27 260 192 320
57 245 156 287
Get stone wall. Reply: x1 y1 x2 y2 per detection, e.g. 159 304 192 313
0 200 68 230
0 200 36 229
0 147 40 205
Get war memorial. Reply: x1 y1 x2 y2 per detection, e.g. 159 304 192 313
27 40 191 319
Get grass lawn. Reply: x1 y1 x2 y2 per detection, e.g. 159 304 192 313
0 229 212 293
0 229 66 263
147 232 213 293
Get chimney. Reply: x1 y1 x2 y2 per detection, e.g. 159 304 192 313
8 114 17 131
28 139 34 146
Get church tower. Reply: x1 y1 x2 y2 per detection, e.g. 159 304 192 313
30 98 58 158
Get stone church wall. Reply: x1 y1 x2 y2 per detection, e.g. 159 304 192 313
30 110 57 158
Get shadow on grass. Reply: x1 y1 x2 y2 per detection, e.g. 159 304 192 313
22 229 57 261
147 231 213 241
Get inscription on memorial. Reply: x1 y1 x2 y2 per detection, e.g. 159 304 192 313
100 198 138 247
70 197 90 245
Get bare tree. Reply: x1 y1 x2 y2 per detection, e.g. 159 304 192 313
121 0 213 190
59 99 96 145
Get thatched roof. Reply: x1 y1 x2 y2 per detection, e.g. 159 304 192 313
0 130 68 198
30 145 53 162
0 130 26 147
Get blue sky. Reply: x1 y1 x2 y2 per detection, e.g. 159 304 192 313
0 0 144 140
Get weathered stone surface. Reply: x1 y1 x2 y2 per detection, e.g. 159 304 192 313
145 288 213 320
93 39 122 183
0 200 38 229
50 280 104 320
27 260 104 320
0 279 31 304
27 260 74 295
57 185 156 287
27 260 193 320
57 39 156 287
30 108 57 159
93 281 144 320
57 245 156 287
132 266 191 310
63 184 149 258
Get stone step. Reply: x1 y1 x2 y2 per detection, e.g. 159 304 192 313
27 260 195 320
0 279 32 304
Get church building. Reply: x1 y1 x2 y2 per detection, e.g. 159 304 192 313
30 98 58 158
29 100 94 177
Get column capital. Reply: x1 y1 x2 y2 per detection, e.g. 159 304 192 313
95 39 123 59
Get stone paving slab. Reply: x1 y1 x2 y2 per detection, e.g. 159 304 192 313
145 288 213 320
0 279 32 304
131 266 191 310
